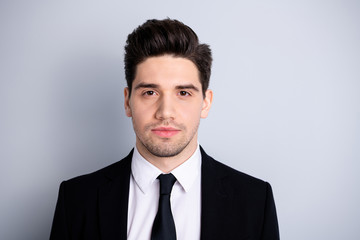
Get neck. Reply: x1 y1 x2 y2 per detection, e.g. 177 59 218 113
136 139 198 173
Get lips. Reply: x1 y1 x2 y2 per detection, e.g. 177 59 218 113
151 127 181 138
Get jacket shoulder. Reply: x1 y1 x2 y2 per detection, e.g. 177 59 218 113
200 147 270 192
60 150 132 194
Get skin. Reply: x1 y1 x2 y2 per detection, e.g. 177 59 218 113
124 55 213 173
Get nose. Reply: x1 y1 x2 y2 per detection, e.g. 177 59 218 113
155 94 176 121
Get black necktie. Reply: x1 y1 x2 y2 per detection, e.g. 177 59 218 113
151 173 177 240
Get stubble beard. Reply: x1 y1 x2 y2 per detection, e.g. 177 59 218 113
134 120 199 158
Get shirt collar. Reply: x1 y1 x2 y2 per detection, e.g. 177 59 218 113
131 144 202 194
171 145 201 192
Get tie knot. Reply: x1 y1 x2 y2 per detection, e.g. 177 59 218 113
157 173 177 195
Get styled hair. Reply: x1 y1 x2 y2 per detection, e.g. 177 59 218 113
124 18 212 97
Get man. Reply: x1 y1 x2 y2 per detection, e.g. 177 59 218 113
50 19 279 240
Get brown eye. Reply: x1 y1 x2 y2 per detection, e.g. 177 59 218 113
179 91 190 96
144 91 155 96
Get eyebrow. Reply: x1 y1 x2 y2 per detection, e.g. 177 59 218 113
134 83 159 90
175 84 200 92
134 83 200 92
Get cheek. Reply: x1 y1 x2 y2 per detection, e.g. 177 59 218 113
131 105 154 124
179 104 203 120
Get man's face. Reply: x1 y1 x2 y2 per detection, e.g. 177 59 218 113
124 55 212 159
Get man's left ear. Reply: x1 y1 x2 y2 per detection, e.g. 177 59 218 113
201 89 213 119
124 87 132 117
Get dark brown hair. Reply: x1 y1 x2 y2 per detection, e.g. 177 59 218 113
124 18 212 97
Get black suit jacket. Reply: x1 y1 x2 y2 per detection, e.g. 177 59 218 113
50 147 279 240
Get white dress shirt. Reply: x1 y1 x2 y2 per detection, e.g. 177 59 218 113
127 145 202 240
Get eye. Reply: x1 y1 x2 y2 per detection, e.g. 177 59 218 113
143 90 156 96
179 91 190 96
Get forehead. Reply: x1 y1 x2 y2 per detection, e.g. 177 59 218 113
134 55 201 87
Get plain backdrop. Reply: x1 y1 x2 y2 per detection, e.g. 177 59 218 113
1 0 359 239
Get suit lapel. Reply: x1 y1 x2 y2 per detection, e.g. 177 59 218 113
200 147 229 239
200 147 249 240
98 150 132 240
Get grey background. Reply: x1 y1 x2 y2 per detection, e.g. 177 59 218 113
1 0 359 239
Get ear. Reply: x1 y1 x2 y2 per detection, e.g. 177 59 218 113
124 87 132 117
201 89 213 119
